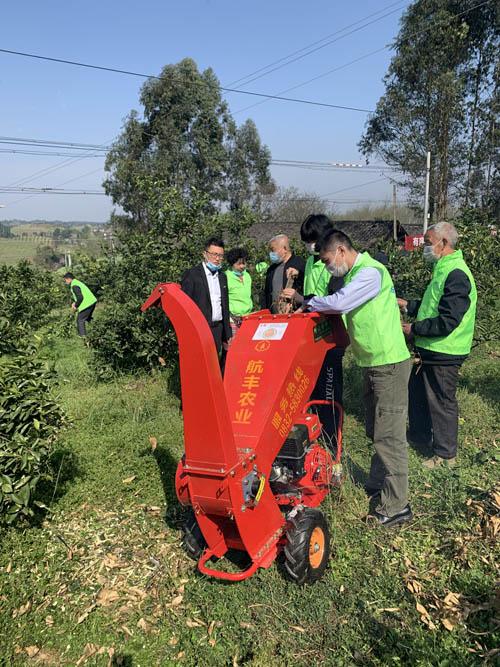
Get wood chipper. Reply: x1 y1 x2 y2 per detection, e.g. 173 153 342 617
141 283 349 584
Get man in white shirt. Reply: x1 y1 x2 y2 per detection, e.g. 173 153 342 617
181 237 232 368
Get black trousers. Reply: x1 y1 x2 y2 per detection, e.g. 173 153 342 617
209 321 226 374
310 347 344 446
76 304 95 337
408 363 460 459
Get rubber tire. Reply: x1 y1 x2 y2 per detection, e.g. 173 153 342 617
284 508 330 584
182 510 207 560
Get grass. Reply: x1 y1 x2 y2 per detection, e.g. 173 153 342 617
0 239 44 265
0 334 498 666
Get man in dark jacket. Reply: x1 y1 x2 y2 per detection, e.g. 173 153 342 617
398 222 477 469
263 234 305 312
181 237 231 367
63 272 97 337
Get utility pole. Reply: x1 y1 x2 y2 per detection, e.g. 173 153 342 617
423 151 431 234
392 183 397 241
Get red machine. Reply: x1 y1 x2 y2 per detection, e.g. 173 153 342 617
142 283 348 584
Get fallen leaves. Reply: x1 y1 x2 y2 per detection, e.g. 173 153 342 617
12 599 32 618
170 593 184 607
102 553 128 569
96 588 120 607
75 644 115 666
17 646 62 665
122 475 136 484
149 436 158 451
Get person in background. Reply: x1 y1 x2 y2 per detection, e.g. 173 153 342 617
281 214 346 446
181 237 231 369
301 230 412 528
398 222 477 469
63 272 97 337
225 247 253 337
263 234 305 313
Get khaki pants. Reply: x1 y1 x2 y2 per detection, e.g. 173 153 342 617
363 359 411 517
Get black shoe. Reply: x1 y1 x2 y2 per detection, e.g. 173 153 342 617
364 485 381 499
368 505 412 528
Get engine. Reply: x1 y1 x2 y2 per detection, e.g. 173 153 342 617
270 424 309 486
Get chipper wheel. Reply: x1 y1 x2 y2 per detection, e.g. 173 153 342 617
284 508 330 584
182 510 207 560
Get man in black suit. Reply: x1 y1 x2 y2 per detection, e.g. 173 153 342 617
263 234 305 312
181 237 232 367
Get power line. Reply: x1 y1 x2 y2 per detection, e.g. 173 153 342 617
0 136 109 151
0 149 104 158
0 47 373 114
1 134 404 173
271 159 399 172
225 1 407 89
233 0 493 115
0 187 106 195
321 176 392 197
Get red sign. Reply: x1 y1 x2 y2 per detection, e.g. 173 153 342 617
405 234 424 251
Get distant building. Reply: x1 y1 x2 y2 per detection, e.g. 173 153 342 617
249 220 422 251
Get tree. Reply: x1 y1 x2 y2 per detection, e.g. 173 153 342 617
104 58 274 228
359 0 499 220
261 186 333 224
82 174 257 374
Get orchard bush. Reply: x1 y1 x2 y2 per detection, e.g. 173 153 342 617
79 177 257 375
0 353 66 523
0 262 66 354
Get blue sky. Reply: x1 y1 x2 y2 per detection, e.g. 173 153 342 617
0 0 410 221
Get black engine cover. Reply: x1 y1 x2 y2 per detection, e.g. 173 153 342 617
274 424 309 477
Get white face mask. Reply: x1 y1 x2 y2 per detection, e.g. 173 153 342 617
423 244 439 263
306 242 316 254
326 250 349 277
326 261 349 277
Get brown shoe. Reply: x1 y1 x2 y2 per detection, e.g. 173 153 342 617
422 456 456 470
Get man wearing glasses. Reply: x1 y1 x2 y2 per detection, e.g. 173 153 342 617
181 237 232 369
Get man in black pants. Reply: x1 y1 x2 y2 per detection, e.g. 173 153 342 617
398 222 477 469
63 273 97 337
181 237 232 370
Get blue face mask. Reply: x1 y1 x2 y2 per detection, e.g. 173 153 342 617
206 261 221 272
269 251 281 264
233 269 245 276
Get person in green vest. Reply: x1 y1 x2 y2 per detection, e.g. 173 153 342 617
281 214 346 447
398 222 477 470
301 229 412 528
63 272 97 337
225 248 253 337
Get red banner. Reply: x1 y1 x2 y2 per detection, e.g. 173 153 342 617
405 234 425 251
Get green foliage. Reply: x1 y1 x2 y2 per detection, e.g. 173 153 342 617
81 178 256 374
455 209 500 343
359 0 499 218
104 58 274 224
0 262 66 354
33 245 65 270
0 222 13 238
0 353 66 523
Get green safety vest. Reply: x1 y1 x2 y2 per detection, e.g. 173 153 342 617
225 270 253 316
70 279 97 312
304 255 330 296
414 250 477 355
343 253 410 367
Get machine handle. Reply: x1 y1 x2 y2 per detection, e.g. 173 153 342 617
198 548 260 582
303 399 344 464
